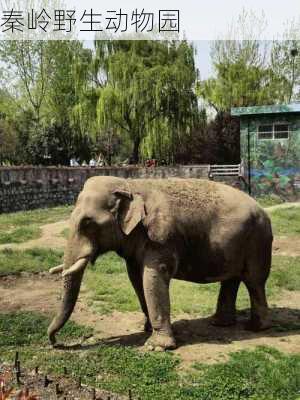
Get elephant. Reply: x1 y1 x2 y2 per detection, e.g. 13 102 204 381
48 176 273 350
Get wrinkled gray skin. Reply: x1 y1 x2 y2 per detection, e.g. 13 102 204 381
48 176 273 350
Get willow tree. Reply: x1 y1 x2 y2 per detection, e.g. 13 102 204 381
94 40 199 163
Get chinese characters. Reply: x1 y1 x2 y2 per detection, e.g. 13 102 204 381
1 8 180 34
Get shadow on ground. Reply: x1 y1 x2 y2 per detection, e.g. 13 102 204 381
58 307 300 351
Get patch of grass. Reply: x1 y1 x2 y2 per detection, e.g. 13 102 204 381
0 206 72 244
0 312 91 347
269 206 300 236
0 206 72 228
84 253 138 314
85 253 299 317
84 253 261 317
258 195 284 208
0 247 63 276
0 312 299 400
271 256 300 291
171 281 251 316
191 346 300 400
0 226 42 244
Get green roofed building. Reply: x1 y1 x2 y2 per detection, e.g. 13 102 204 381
231 104 300 200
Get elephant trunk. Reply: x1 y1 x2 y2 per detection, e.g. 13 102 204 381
47 269 84 345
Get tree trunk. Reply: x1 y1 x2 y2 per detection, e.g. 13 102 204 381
107 152 112 166
130 137 140 164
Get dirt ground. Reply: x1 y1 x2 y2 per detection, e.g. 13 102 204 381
0 220 68 251
1 273 300 366
1 202 300 367
272 236 300 257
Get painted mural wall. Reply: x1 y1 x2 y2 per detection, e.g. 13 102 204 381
240 114 300 200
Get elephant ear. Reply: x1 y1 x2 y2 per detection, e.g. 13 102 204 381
113 190 146 235
143 192 173 244
114 188 173 244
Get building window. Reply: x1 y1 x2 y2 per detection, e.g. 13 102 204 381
257 123 289 140
274 124 289 139
258 125 273 139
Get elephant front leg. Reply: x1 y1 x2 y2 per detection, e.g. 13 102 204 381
143 263 176 351
126 261 152 332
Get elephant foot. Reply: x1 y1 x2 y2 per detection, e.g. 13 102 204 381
48 330 57 346
245 316 272 332
210 313 236 327
144 331 177 351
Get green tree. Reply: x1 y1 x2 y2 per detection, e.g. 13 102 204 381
0 41 52 126
0 119 17 165
0 40 94 165
198 11 283 111
85 40 199 163
42 41 94 164
44 41 89 124
199 40 277 111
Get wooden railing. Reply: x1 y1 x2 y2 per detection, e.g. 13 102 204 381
208 164 242 178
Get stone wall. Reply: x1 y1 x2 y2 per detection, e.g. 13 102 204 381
0 165 211 213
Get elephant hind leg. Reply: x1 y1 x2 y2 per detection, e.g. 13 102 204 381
211 278 240 327
243 227 272 331
244 281 271 331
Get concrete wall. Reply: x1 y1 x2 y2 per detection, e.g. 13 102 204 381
0 165 212 213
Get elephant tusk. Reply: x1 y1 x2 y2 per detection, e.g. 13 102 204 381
49 264 64 274
62 258 89 277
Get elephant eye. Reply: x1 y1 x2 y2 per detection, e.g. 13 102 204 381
80 217 93 229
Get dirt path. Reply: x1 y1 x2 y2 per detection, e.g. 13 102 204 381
0 220 68 251
1 274 299 366
264 202 300 212
273 236 300 257
265 202 300 256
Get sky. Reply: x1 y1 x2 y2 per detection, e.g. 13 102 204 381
195 41 213 80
